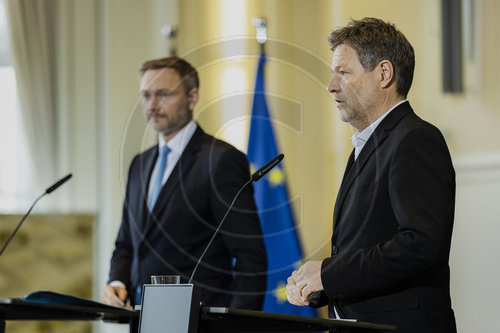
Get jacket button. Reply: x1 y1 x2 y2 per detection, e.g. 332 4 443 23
332 246 339 255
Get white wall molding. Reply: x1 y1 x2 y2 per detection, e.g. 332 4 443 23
453 151 500 173
451 150 500 332
453 152 500 187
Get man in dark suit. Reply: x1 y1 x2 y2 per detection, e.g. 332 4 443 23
101 56 267 310
286 18 456 332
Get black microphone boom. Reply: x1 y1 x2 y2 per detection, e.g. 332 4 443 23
251 153 284 182
188 155 284 284
0 173 73 256
45 174 73 194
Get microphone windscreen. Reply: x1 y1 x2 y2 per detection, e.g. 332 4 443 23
45 174 73 194
251 154 284 182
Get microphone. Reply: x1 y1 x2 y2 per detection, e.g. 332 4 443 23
45 174 73 194
251 153 284 181
0 174 73 256
188 154 284 283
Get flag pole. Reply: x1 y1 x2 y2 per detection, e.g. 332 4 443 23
246 20 317 316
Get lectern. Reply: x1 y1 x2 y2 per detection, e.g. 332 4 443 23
138 284 396 333
0 289 396 333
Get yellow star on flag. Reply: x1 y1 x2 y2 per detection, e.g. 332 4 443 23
250 163 256 175
267 168 284 187
272 281 288 304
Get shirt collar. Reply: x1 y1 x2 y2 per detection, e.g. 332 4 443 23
158 120 197 155
352 99 407 146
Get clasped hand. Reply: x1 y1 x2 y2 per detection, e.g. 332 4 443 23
285 260 323 306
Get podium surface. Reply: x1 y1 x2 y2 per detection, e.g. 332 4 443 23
0 297 138 333
0 297 137 322
201 307 396 332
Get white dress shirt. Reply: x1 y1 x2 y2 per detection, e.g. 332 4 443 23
351 100 407 160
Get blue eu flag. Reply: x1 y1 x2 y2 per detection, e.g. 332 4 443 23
247 53 317 317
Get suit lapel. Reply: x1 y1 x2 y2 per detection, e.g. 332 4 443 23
341 150 355 186
144 126 204 235
138 147 158 230
332 150 354 230
332 102 412 229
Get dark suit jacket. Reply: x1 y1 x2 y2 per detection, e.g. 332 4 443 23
314 102 456 332
108 125 267 310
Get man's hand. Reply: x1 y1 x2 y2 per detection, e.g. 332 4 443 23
286 260 323 306
101 285 132 309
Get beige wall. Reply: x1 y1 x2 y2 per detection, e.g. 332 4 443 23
50 0 500 332
177 0 347 264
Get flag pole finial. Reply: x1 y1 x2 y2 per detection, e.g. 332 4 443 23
252 17 267 53
161 24 178 56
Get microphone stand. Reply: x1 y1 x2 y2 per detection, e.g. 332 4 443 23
0 193 45 256
188 179 252 284
0 174 73 256
188 153 284 284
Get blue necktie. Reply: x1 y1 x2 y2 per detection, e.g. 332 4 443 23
149 145 171 211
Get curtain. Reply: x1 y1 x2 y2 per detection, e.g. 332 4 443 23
5 0 57 188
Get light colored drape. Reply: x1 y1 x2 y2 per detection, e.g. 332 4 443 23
5 0 57 188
